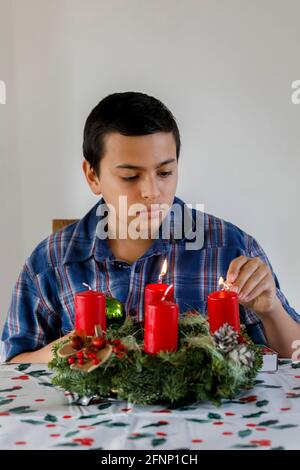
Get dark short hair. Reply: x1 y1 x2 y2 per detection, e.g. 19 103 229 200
83 91 181 175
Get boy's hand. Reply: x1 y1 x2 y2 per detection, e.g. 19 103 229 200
226 256 280 317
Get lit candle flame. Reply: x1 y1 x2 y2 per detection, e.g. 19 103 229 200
161 284 173 302
158 259 168 283
218 276 232 291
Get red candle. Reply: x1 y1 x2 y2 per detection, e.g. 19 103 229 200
144 258 174 306
144 301 179 354
208 289 240 334
75 290 106 336
144 283 174 306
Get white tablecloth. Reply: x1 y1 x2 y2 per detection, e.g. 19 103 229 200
0 361 300 450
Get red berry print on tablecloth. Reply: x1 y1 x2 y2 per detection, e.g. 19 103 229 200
73 437 94 446
240 395 257 403
250 439 271 447
11 376 29 381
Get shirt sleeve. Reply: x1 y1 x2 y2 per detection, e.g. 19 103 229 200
0 261 61 362
249 236 300 323
239 235 300 346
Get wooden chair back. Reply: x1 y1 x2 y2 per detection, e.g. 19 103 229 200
52 219 79 233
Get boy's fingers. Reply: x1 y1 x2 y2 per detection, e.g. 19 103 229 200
227 256 249 283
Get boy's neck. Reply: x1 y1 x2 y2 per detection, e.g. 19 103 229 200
107 237 154 265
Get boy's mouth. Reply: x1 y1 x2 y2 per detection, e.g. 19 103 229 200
137 205 162 219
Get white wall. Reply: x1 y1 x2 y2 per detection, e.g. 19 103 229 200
1 0 300 331
0 0 23 332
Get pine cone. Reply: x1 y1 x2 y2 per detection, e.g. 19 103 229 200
213 323 239 353
229 344 255 368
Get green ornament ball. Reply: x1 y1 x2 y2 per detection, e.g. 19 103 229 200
105 296 125 326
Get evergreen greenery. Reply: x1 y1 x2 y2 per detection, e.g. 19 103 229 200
49 314 263 405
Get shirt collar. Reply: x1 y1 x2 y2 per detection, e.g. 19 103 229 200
63 195 196 264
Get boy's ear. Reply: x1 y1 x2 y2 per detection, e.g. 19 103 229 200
82 159 101 195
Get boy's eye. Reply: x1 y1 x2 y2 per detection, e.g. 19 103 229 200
121 171 172 181
121 175 138 181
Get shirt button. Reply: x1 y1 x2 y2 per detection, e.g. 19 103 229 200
135 265 141 273
114 262 124 270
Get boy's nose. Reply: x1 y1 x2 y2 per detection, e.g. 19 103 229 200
140 176 161 201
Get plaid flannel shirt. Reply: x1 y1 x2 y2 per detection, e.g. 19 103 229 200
1 196 299 361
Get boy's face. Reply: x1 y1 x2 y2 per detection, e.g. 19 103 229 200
83 132 178 237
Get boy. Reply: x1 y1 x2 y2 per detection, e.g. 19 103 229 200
1 91 300 363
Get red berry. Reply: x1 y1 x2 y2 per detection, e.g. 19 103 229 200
92 358 101 365
68 356 75 365
78 358 84 365
87 351 96 359
91 338 106 350
116 352 125 359
112 339 121 346
238 334 248 344
113 345 127 355
76 351 84 359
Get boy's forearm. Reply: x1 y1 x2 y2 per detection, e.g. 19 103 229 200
8 333 72 364
9 344 53 364
261 298 300 358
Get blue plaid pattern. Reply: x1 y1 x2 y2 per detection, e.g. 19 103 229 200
1 196 299 361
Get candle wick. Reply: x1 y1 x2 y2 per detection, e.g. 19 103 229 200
82 282 92 291
161 284 173 302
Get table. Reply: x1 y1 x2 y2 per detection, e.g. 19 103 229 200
0 361 300 450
